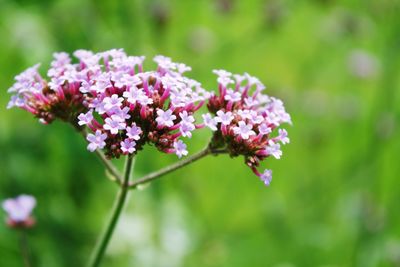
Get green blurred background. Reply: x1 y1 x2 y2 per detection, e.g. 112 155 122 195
1 0 399 266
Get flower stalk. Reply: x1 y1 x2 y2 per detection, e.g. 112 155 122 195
88 155 134 267
129 146 212 189
87 145 226 267
19 230 32 267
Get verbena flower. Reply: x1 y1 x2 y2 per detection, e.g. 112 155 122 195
7 49 292 186
7 57 87 125
204 70 292 185
8 49 209 159
2 195 36 228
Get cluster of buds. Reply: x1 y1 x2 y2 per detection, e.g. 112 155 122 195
203 70 291 185
8 49 209 158
2 195 36 228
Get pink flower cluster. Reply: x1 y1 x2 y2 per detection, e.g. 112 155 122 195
8 49 209 158
2 195 36 228
76 51 209 158
7 49 291 185
7 59 87 125
204 70 291 185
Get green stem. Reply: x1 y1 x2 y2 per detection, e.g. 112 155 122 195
128 146 226 190
19 230 32 267
88 155 134 267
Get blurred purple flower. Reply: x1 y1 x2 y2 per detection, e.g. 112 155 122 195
2 195 36 228
348 50 379 79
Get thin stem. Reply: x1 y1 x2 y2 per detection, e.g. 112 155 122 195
19 230 32 267
88 155 134 267
128 146 216 189
94 150 123 185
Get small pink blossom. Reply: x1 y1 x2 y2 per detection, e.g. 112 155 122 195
112 106 131 120
87 130 107 152
266 142 282 159
213 69 233 86
180 122 195 138
224 89 241 102
277 129 290 144
78 110 93 126
233 121 256 140
258 124 272 135
103 115 126 134
156 109 176 127
103 94 123 112
126 124 142 140
260 170 272 186
179 111 195 124
173 140 188 158
202 113 217 131
120 139 136 154
122 86 145 104
215 110 234 126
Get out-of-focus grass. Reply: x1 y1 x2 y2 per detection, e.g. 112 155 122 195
0 0 400 266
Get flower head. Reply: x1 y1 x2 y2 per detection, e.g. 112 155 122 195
2 195 36 228
206 70 291 185
7 49 209 159
7 60 87 125
7 49 209 158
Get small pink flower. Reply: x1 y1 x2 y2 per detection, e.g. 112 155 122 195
260 170 272 186
103 115 126 135
120 139 136 154
87 130 107 152
126 124 142 140
156 109 176 127
233 121 256 140
173 140 188 158
215 110 234 126
202 113 217 131
266 142 282 159
224 89 241 102
277 129 290 144
78 110 93 126
103 94 123 112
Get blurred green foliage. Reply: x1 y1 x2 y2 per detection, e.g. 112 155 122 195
1 0 400 266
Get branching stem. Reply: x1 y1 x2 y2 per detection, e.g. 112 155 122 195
128 146 227 189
